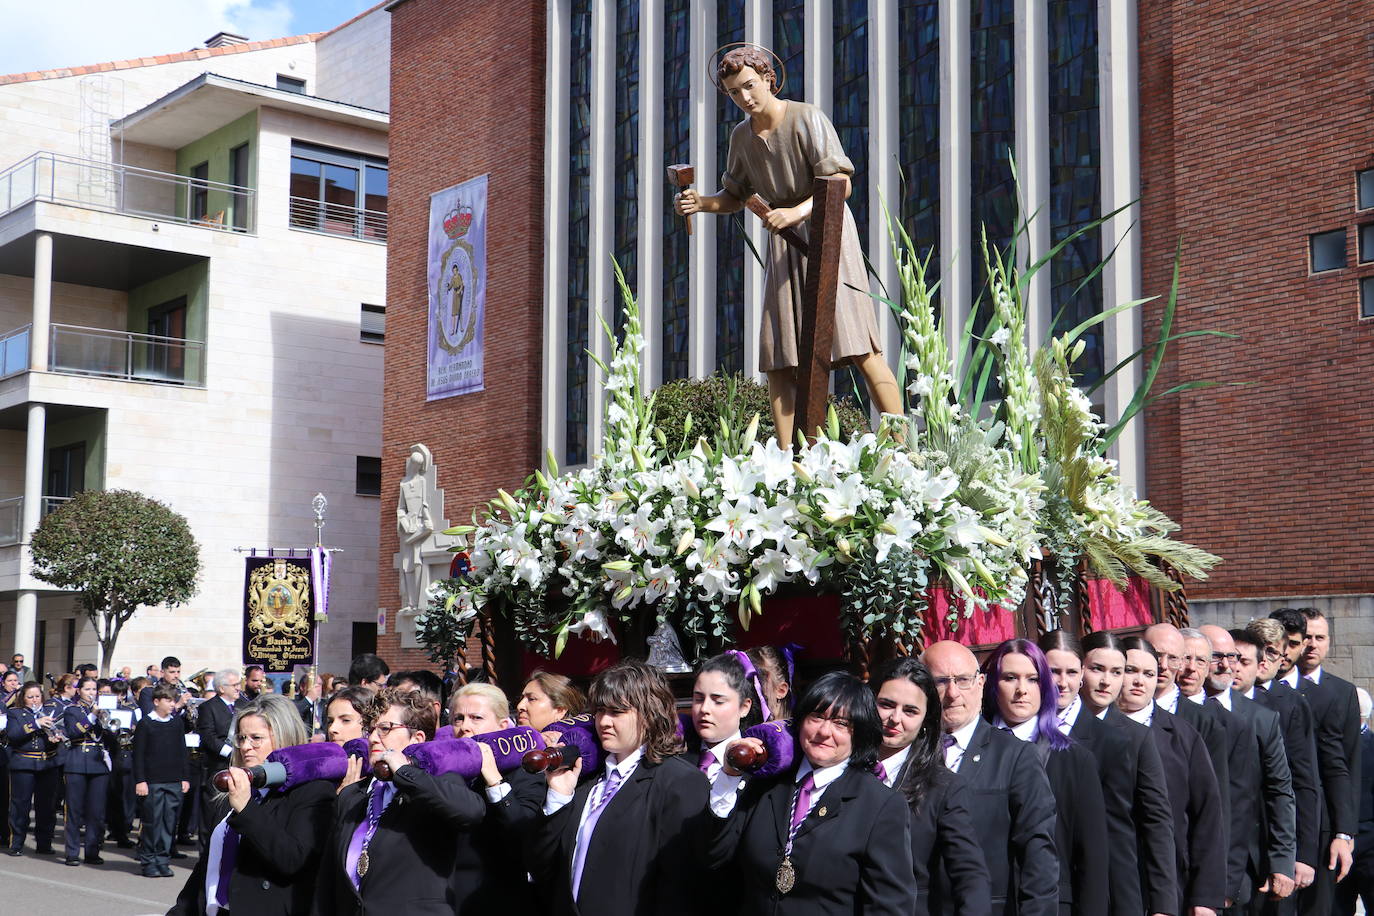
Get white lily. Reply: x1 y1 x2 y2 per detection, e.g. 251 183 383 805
567 608 617 644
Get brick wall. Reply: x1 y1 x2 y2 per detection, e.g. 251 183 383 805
1139 0 1374 600
379 0 547 672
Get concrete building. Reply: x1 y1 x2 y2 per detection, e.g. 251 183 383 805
378 1 1372 692
0 4 391 678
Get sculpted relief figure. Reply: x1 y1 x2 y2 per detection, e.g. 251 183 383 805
396 444 438 611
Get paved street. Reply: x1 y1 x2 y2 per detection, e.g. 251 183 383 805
0 841 187 916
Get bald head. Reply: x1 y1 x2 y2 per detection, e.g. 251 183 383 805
922 641 983 732
1198 625 1238 695
1144 623 1185 695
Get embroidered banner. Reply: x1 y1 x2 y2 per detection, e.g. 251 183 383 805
242 556 317 673
426 173 488 400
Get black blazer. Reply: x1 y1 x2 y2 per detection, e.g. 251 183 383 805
295 697 325 734
196 696 246 775
707 762 915 915
315 766 487 915
1080 707 1176 916
904 765 991 916
1256 681 1322 868
1354 728 1374 855
1299 671 1362 838
1036 739 1108 915
1148 704 1227 911
1226 690 1296 896
1174 691 1233 839
170 777 336 916
449 766 545 914
937 719 1058 916
530 754 709 916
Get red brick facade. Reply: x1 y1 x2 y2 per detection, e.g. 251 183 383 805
1139 1 1374 599
379 0 547 670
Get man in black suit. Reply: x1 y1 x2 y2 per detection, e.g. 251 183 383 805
1333 688 1373 916
241 665 266 702
923 641 1058 916
195 668 245 854
1280 607 1360 914
1199 624 1297 911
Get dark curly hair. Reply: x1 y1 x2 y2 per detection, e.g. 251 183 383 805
588 659 684 764
371 685 438 741
716 46 778 94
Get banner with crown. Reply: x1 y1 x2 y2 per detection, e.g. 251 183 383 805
426 173 488 400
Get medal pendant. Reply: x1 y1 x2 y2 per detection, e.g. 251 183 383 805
357 849 369 878
776 855 795 894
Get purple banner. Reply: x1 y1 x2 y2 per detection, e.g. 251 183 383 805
426 174 487 400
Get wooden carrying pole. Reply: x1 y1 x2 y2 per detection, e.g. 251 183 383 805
795 175 847 442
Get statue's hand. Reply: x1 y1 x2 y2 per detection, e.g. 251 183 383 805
764 206 803 233
676 189 702 215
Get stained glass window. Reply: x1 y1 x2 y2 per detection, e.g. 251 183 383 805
613 0 639 336
661 0 691 382
1048 0 1103 383
970 0 1016 380
715 0 746 375
566 0 592 465
773 0 805 101
898 1 940 281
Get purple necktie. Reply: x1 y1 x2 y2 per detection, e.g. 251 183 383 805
873 761 888 783
346 781 387 890
699 749 716 775
571 767 625 901
215 825 239 908
789 772 816 833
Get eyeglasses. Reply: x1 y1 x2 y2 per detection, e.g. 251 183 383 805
1262 647 1282 660
235 734 270 748
933 675 980 690
1157 654 1183 671
1211 652 1238 663
370 721 413 739
1180 655 1209 668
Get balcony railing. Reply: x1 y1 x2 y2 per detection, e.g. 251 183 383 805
0 325 29 379
0 151 255 232
49 324 205 387
0 496 79 546
288 196 387 242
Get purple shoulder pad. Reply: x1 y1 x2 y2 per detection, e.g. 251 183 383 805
266 741 349 788
402 736 484 781
471 725 546 773
742 719 795 778
543 715 604 772
342 737 373 776
677 712 692 739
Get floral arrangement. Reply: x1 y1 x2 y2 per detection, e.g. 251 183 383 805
419 210 1221 664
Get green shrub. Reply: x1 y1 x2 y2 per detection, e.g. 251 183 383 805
651 372 870 451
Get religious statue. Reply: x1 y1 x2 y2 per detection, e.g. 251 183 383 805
396 444 438 612
675 44 902 445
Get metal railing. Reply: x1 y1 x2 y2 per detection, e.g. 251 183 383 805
49 323 205 387
42 495 71 517
0 496 19 546
0 151 255 232
0 325 29 379
288 195 387 242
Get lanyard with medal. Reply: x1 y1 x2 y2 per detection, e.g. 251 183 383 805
776 782 806 894
356 780 389 879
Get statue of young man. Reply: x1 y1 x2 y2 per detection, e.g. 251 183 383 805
675 46 902 445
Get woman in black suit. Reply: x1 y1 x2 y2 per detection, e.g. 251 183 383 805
869 656 990 916
531 658 708 916
982 639 1108 916
170 694 336 916
708 670 916 914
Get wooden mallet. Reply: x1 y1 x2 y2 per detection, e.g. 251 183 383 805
666 164 695 235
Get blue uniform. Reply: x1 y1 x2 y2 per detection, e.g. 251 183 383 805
62 702 111 861
6 705 61 853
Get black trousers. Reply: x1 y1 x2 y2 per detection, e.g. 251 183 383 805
1298 832 1335 916
0 765 10 848
1333 848 1374 916
138 782 181 868
105 757 135 840
8 768 58 851
64 771 108 860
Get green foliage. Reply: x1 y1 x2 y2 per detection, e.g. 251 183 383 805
29 489 200 674
650 372 869 455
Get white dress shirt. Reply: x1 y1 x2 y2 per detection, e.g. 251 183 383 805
993 715 1039 743
943 717 981 772
1058 696 1083 735
702 732 744 817
1303 665 1324 686
1191 689 1232 712
543 746 642 820
1280 669 1300 690
1157 684 1181 714
877 743 912 789
1124 703 1154 727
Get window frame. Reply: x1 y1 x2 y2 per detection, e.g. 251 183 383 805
1309 228 1347 274
288 141 388 241
360 303 386 345
355 456 382 497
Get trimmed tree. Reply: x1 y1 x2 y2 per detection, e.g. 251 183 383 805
29 489 201 676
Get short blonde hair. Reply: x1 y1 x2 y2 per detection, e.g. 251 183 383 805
450 682 509 721
1247 617 1285 650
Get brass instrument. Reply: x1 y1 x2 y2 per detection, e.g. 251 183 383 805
96 707 113 731
38 705 70 749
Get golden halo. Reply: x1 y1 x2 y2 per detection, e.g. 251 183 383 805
708 41 787 96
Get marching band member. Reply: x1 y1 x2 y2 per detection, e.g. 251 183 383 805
314 686 487 914
6 682 61 856
708 670 915 914
983 639 1108 915
171 695 335 916
869 656 990 916
532 658 709 916
61 675 113 866
516 670 588 733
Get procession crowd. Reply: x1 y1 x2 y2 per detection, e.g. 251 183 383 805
1 606 1370 916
